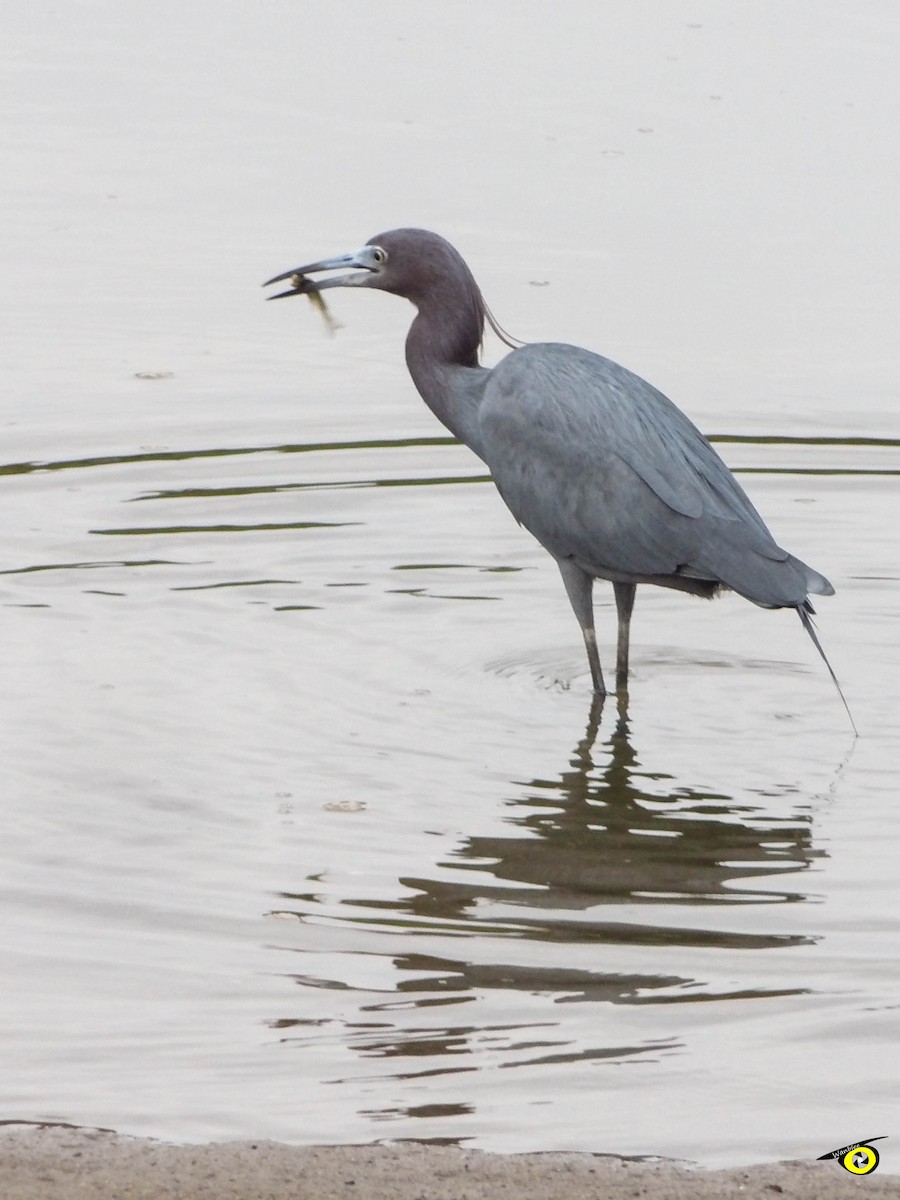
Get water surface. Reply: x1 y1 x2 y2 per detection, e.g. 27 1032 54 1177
2 0 899 1169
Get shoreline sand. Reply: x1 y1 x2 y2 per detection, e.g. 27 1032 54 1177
1 1126 895 1199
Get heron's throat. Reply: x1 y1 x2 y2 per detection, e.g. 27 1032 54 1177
405 287 484 370
404 308 490 461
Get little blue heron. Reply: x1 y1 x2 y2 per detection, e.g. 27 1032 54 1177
265 228 850 717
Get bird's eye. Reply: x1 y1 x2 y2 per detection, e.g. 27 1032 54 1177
371 246 387 265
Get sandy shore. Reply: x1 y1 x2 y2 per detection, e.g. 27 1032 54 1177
1 1126 895 1199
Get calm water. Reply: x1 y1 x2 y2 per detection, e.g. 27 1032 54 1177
2 0 899 1170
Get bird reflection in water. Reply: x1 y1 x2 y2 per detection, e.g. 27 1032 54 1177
272 699 823 1112
277 696 821 1006
396 695 823 944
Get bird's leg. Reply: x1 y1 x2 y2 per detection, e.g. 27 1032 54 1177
613 582 636 692
557 559 606 695
581 626 606 695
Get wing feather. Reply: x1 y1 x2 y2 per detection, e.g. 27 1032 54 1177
478 343 830 606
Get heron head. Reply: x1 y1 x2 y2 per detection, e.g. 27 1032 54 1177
263 228 476 306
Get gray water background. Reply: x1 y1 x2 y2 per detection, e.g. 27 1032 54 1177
2 0 899 1168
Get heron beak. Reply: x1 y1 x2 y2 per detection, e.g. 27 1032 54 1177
262 249 375 300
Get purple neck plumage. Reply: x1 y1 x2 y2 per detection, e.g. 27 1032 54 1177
402 266 491 458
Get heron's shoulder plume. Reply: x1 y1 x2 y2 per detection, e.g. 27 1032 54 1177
484 303 525 352
462 278 528 364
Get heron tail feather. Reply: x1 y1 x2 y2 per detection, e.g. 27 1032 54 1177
797 604 857 735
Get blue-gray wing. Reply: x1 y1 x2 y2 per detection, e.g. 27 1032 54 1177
477 343 832 606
